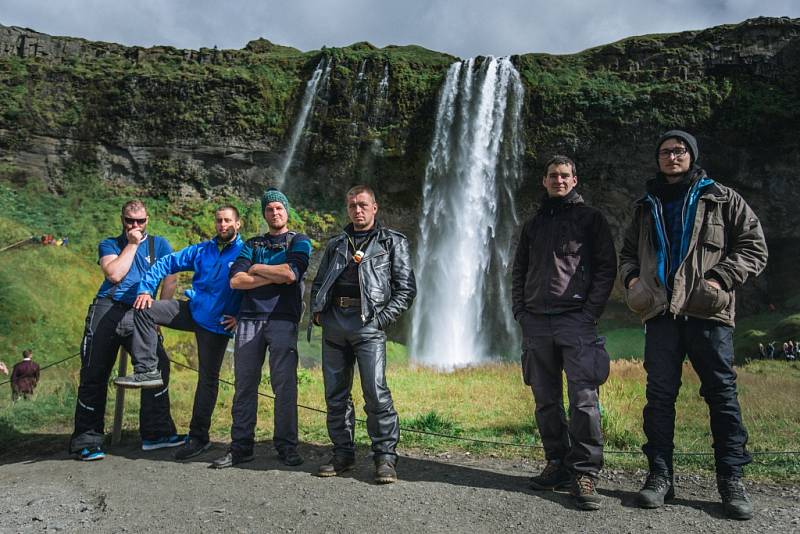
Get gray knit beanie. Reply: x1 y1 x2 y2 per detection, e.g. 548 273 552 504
656 130 699 166
261 188 289 215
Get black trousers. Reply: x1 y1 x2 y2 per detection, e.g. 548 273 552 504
70 297 176 452
133 299 231 444
321 306 399 462
230 318 299 456
520 311 610 475
642 314 751 476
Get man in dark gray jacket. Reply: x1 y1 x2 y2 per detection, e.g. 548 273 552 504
310 185 416 484
620 130 767 520
511 155 617 511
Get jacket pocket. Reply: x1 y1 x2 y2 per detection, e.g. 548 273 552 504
685 278 731 316
625 280 653 314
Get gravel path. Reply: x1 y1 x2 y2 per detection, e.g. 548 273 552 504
1 441 798 533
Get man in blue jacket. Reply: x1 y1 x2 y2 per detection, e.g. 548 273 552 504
115 205 244 460
211 188 312 469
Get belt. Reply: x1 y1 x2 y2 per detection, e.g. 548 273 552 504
335 296 361 308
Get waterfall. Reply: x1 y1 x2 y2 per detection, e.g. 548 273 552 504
275 58 331 188
410 57 525 370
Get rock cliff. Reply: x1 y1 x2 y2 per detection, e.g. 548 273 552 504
1 17 798 308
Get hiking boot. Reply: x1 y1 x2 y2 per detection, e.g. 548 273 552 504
637 471 675 509
114 370 163 389
374 458 397 484
210 450 255 469
142 434 188 451
570 473 602 511
528 460 571 491
317 455 356 477
278 449 304 466
174 438 211 461
78 446 105 461
717 474 753 520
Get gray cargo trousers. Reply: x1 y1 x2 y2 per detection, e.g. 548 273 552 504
230 318 299 456
321 305 399 462
520 310 610 475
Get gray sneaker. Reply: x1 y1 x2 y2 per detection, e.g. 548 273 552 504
717 474 753 520
114 370 163 389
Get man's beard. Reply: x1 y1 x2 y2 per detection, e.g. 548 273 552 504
217 228 236 242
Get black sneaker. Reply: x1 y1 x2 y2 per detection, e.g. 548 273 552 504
317 455 356 477
174 438 211 461
114 370 163 389
570 473 602 511
528 460 571 490
278 449 304 466
374 458 397 484
210 450 254 469
637 472 675 509
717 474 753 520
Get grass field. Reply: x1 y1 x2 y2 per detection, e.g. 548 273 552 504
1 182 799 481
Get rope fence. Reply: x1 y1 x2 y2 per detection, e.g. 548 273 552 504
3 350 799 458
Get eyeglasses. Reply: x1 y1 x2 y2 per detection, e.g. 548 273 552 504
658 147 689 159
124 217 147 225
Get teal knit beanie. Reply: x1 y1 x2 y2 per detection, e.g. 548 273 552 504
261 188 289 215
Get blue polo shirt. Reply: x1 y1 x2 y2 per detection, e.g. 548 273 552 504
95 234 172 305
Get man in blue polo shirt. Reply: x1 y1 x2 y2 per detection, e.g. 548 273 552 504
211 188 312 469
70 199 183 461
114 205 244 460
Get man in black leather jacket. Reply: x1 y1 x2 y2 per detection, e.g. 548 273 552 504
309 185 416 483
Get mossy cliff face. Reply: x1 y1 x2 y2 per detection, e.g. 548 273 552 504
1 18 799 307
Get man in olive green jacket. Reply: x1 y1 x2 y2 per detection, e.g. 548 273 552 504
619 130 767 520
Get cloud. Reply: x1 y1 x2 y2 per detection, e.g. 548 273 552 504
2 0 799 58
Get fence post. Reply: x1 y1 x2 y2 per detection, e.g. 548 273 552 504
111 347 128 445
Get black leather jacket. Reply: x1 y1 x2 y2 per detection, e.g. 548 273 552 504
310 222 417 330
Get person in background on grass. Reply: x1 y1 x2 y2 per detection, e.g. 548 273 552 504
69 199 185 462
619 130 767 520
211 189 311 470
0 361 8 375
511 155 617 511
113 205 244 462
309 185 416 484
11 349 40 401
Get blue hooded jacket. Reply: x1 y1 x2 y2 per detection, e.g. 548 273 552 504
137 235 244 336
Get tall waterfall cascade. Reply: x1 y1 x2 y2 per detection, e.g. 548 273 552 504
275 58 331 188
410 57 525 369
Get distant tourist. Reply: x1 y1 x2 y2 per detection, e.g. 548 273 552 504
11 349 40 401
767 341 775 360
210 189 311 470
511 155 617 511
0 361 8 375
70 199 184 462
786 340 796 361
310 185 416 484
757 343 766 360
619 130 768 520
114 205 244 462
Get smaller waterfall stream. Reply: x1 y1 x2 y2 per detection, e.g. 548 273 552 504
275 58 331 188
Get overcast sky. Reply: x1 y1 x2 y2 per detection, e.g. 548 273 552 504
2 0 799 58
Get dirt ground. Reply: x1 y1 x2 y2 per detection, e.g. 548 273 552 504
1 440 798 533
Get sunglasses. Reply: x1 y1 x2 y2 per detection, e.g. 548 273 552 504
124 217 147 225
